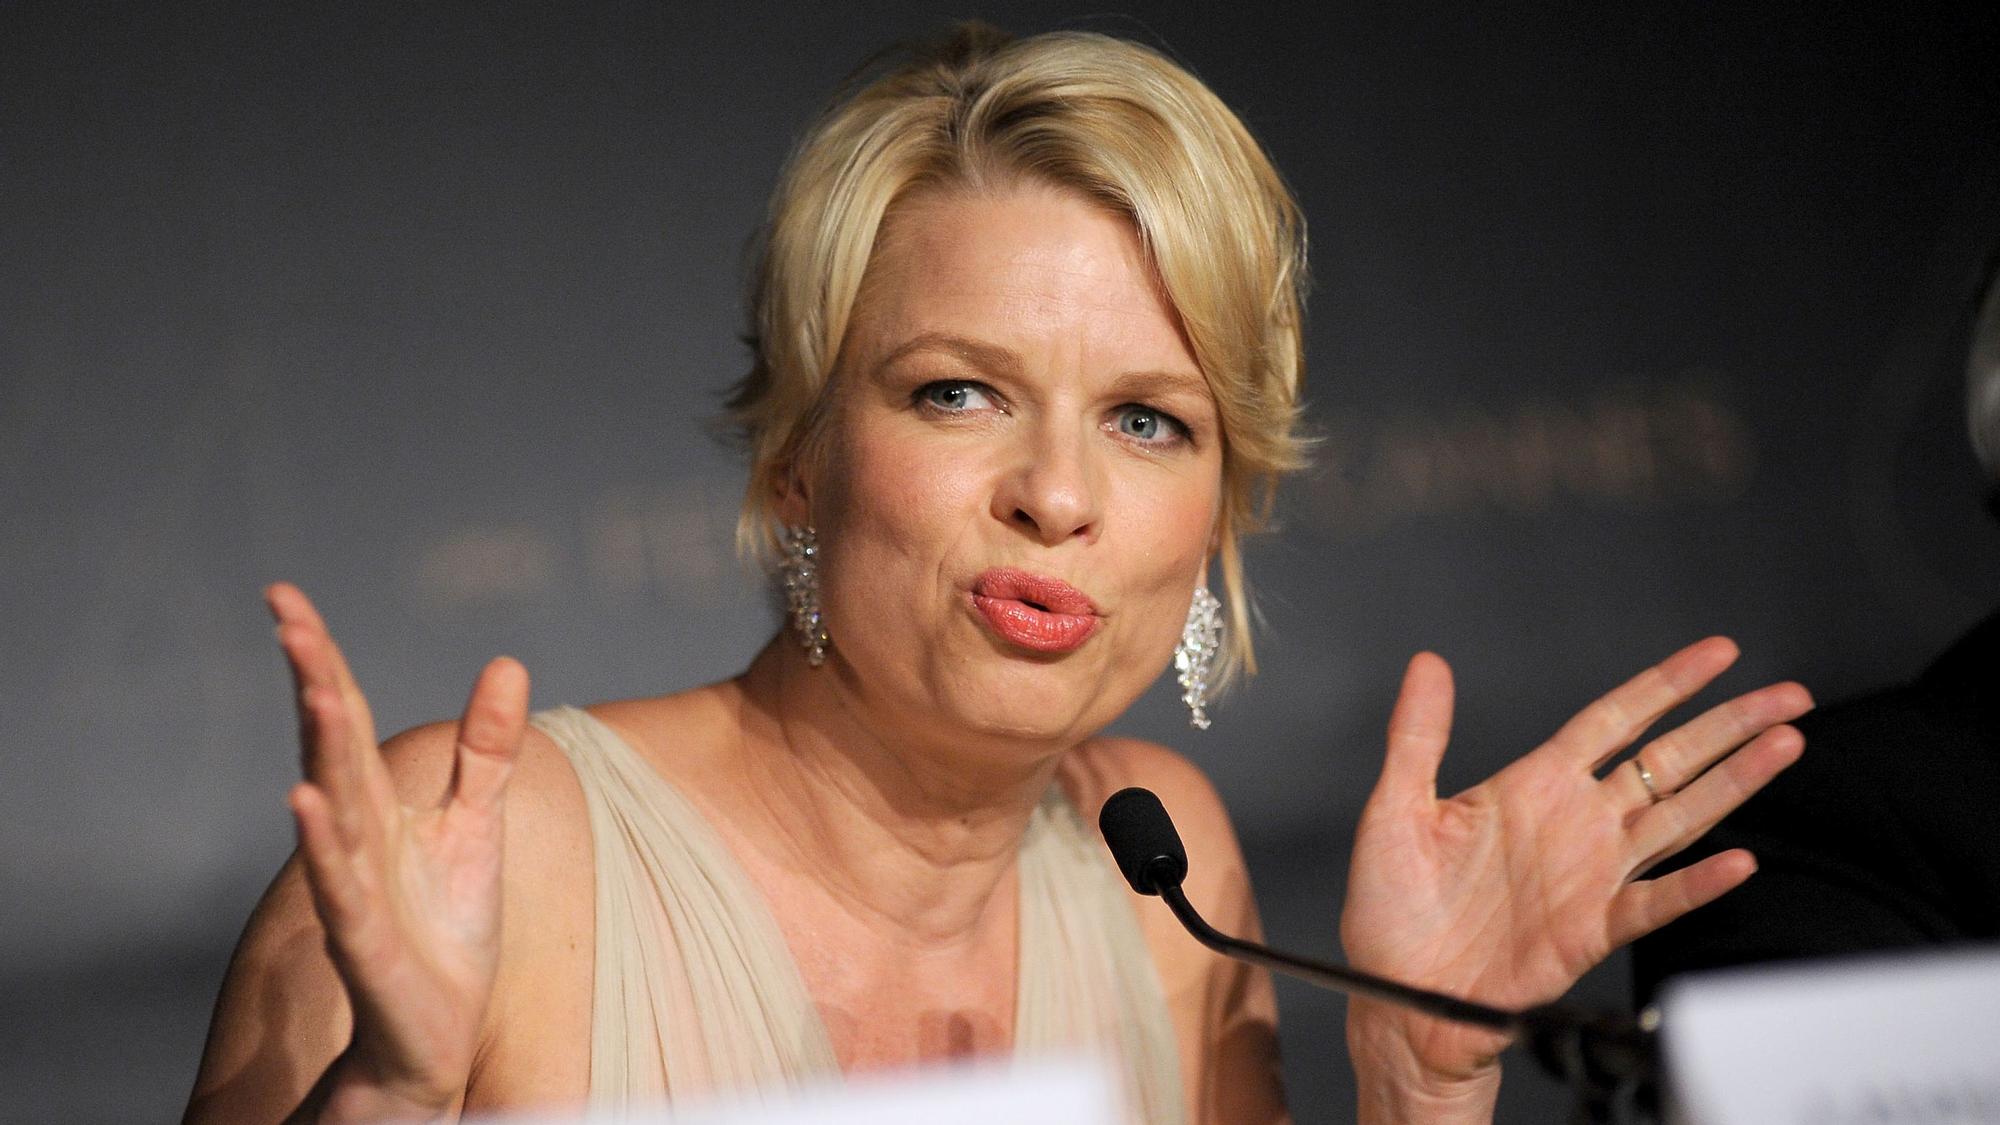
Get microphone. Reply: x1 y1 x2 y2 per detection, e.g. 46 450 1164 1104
1098 787 1659 1117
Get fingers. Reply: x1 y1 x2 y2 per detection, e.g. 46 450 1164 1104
445 657 529 816
1607 847 1759 948
1551 636 1741 770
1620 681 1813 804
269 583 397 840
1626 723 1804 873
1375 652 1455 807
268 583 382 750
301 683 377 847
290 781 379 952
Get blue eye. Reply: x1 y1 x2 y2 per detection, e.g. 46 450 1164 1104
1114 405 1186 444
917 381 995 412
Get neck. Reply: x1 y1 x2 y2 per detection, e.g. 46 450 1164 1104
730 638 1069 946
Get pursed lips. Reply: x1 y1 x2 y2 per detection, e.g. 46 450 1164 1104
968 567 1101 653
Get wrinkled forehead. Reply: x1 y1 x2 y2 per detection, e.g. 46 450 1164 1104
841 182 1204 387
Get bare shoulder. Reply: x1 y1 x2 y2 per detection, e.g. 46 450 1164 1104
185 712 598 1120
579 682 744 784
1061 737 1244 874
371 715 595 928
1062 738 1285 1122
374 714 597 1108
369 713 594 915
1059 736 1255 940
203 709 598 981
374 714 584 825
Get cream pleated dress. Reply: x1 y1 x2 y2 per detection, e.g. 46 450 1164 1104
531 706 1187 1124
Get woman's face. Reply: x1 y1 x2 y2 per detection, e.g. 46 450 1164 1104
793 181 1223 750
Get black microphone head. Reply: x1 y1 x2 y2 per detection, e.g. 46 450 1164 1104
1098 787 1189 895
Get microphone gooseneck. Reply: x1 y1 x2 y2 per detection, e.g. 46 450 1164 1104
1099 786 1516 1029
1098 786 1660 1123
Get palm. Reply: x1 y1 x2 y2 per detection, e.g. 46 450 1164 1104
268 583 526 1105
1340 642 1810 1079
336 801 505 1075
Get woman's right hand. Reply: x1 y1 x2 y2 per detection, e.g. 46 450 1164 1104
267 582 528 1120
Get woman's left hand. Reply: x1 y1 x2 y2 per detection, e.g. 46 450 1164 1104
1338 637 1809 1109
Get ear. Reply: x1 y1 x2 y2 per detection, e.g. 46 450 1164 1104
771 457 812 529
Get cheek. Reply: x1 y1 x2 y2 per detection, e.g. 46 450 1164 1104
1104 470 1221 645
814 420 984 582
1118 455 1220 567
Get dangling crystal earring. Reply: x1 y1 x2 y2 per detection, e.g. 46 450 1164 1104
1175 586 1223 729
780 525 829 666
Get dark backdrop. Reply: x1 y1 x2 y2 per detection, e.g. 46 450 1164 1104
4 3 1997 1121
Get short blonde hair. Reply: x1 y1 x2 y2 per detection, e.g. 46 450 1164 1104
728 23 1308 677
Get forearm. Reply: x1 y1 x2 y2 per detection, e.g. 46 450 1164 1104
1347 1002 1500 1125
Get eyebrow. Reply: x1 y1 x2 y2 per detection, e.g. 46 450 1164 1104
873 332 1023 378
873 331 1210 403
1104 367 1212 405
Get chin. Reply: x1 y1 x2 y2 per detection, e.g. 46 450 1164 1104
950 710 1090 749
932 658 1123 747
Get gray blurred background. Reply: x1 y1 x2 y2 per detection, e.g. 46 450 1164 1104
4 2 1998 1121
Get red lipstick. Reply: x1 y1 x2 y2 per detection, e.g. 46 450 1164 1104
970 568 1101 653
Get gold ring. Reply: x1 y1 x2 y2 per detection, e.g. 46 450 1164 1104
1633 755 1664 804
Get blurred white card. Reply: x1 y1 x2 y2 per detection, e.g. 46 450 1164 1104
478 1057 1118 1125
1660 945 2000 1125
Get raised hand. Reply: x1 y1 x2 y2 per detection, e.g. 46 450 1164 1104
267 583 528 1117
1338 638 1809 1109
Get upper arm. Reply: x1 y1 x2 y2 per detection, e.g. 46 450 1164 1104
1065 739 1288 1125
183 848 356 1124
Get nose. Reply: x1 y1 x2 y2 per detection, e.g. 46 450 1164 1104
993 420 1102 546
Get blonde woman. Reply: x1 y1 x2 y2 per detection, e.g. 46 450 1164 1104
186 25 1810 1125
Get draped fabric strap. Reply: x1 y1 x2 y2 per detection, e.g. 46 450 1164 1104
533 706 840 1109
533 706 1185 1123
1014 783 1189 1125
